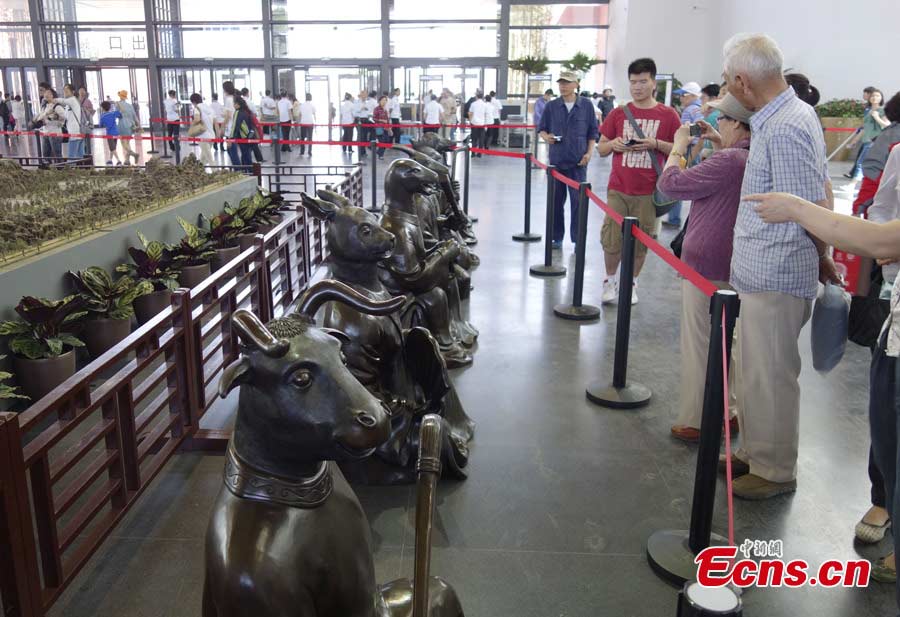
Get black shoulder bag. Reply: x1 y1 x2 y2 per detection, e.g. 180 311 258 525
622 104 678 216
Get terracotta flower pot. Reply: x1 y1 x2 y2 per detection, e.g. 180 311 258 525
178 262 211 288
212 245 242 271
14 349 76 402
82 317 133 358
133 289 172 324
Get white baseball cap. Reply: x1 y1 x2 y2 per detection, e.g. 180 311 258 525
674 81 702 96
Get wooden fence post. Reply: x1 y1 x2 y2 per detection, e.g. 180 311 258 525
0 413 44 617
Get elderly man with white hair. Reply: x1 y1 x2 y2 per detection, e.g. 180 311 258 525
720 33 841 500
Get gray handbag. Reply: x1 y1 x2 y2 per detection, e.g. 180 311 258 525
622 104 679 216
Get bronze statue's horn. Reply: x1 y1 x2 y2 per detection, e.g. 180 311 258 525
299 192 339 221
231 309 290 357
389 144 416 158
295 280 406 319
316 188 351 207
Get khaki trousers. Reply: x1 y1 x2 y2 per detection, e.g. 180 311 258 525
677 279 740 428
734 291 812 483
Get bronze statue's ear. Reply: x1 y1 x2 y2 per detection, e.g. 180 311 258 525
320 327 352 348
299 192 338 221
219 356 251 398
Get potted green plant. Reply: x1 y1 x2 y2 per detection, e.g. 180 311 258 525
509 55 550 127
562 52 601 79
174 217 215 288
203 208 247 270
816 99 866 162
0 356 28 404
0 296 87 401
117 232 181 324
66 267 153 357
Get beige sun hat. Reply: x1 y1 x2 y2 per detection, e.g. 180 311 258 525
707 93 753 124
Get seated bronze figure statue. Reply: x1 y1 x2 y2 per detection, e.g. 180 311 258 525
204 292 465 617
363 159 478 356
296 192 475 484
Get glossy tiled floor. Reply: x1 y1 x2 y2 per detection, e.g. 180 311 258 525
27 139 894 616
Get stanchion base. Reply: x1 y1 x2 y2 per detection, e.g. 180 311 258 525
553 303 601 321
529 264 566 277
647 529 729 587
160 154 173 159
585 381 651 409
512 233 542 242
148 149 160 154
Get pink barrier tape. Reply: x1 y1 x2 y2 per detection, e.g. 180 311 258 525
549 168 582 190
823 127 858 132
631 226 719 298
586 189 624 225
470 147 526 159
531 158 548 171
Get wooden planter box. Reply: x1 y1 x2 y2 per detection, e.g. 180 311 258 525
820 116 863 162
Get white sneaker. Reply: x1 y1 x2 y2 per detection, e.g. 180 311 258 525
631 283 639 305
601 279 618 304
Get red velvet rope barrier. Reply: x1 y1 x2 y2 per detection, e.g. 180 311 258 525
631 226 718 297
531 158 548 171
470 147 526 159
549 168 582 190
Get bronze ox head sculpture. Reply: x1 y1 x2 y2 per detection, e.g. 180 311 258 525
303 189 396 264
204 280 465 616
415 131 454 154
384 158 441 203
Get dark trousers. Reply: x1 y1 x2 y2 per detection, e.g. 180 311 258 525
423 126 439 134
869 332 899 606
377 130 391 159
299 126 313 155
341 126 354 152
227 142 240 167
280 123 291 152
552 165 586 243
488 124 499 146
167 122 180 152
391 117 401 142
871 446 887 508
357 120 369 157
250 142 263 163
850 141 873 179
238 143 253 170
470 126 486 154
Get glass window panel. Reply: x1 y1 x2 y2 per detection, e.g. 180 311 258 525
156 24 264 58
177 0 261 22
41 0 145 22
271 0 379 21
390 23 498 57
0 26 34 58
510 4 608 27
509 27 606 63
390 0 498 21
0 0 30 21
44 26 148 58
272 24 381 59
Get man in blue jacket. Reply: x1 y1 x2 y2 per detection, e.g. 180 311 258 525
538 71 599 248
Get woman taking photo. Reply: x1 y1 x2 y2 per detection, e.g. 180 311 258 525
655 94 753 443
751 144 900 594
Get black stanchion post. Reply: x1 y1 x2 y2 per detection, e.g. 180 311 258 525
462 146 470 216
148 119 159 154
274 132 281 166
512 153 541 242
33 129 41 161
369 139 379 213
586 216 651 408
646 289 740 586
174 135 181 164
553 182 600 320
160 121 172 159
529 164 566 277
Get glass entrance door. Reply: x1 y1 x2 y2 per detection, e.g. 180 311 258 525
392 65 497 126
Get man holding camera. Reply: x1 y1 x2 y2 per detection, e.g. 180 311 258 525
597 57 680 305
538 71 599 249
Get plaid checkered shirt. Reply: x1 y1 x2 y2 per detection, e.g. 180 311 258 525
730 87 827 300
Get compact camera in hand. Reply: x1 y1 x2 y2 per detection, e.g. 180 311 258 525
689 123 703 138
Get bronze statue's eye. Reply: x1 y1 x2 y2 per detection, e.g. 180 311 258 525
291 369 313 390
359 225 371 236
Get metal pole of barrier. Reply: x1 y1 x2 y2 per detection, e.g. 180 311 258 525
529 165 566 277
463 146 470 216
647 289 740 586
148 119 160 154
274 132 281 166
512 153 541 242
369 139 379 213
161 121 172 159
553 182 600 320
586 216 651 408
33 129 41 161
174 136 181 165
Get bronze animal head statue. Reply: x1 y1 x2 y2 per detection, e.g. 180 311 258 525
414 132 454 154
301 190 396 263
220 281 405 474
384 158 440 202
391 145 451 179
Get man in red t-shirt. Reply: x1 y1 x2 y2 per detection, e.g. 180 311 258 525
597 57 681 305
